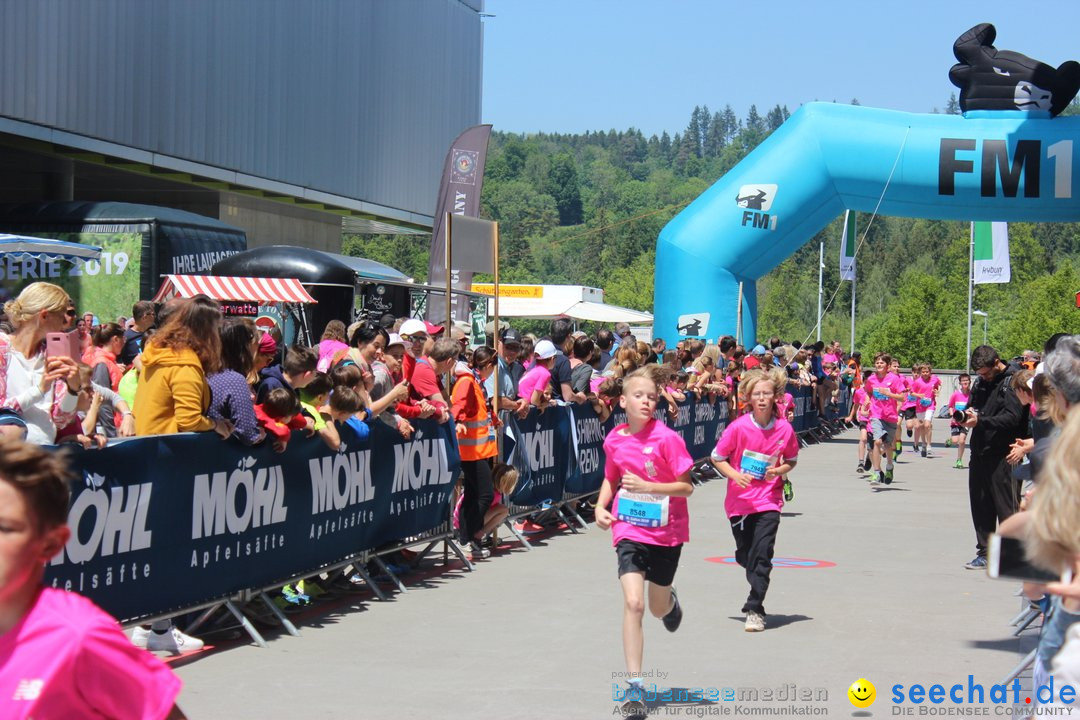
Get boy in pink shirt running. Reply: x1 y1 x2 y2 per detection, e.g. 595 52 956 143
711 366 799 633
910 363 942 458
595 369 693 716
0 437 182 720
864 353 908 485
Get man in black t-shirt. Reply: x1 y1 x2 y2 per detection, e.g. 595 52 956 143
119 300 155 366
545 317 585 404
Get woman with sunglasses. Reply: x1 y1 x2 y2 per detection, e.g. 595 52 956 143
0 283 82 443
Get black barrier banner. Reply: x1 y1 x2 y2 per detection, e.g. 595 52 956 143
565 403 606 495
788 384 816 434
565 395 729 496
503 405 573 506
45 419 459 623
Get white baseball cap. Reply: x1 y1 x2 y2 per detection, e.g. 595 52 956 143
385 333 405 348
398 318 427 338
534 339 557 359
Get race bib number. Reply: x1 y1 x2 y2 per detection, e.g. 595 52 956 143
872 388 887 400
739 449 773 481
919 398 932 407
907 393 917 403
955 401 968 412
615 490 670 528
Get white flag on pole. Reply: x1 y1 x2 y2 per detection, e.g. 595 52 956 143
972 221 1011 284
839 210 855 281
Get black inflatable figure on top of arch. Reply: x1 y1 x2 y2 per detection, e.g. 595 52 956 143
949 23 1080 117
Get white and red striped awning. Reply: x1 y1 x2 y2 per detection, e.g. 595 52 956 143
152 275 317 304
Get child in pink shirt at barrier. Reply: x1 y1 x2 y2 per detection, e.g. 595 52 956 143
711 366 799 633
0 436 183 720
452 463 520 545
594 369 693 715
517 340 557 411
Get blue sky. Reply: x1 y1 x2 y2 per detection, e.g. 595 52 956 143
481 1 1080 137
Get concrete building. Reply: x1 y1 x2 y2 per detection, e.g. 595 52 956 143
0 0 484 251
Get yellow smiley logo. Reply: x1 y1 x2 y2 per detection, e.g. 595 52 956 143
848 678 876 708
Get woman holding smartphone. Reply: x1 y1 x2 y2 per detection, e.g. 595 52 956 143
0 282 82 443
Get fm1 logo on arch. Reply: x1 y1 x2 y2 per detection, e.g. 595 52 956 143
736 184 778 231
939 138 1073 199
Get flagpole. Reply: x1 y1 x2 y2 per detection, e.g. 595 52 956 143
972 222 980 375
850 255 856 352
735 282 743 345
493 221 502 455
816 241 824 341
845 211 855 351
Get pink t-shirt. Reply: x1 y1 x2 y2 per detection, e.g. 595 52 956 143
603 419 694 547
822 352 840 365
948 390 971 425
864 372 905 422
517 364 552 402
898 375 918 410
317 339 349 373
712 413 800 518
910 375 941 410
852 387 869 422
948 390 970 413
775 392 795 418
453 490 503 529
0 588 181 720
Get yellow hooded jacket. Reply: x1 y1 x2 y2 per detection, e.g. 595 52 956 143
133 341 214 435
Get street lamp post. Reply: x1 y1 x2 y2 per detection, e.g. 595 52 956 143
973 310 988 346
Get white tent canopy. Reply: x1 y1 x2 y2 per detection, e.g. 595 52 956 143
473 283 652 324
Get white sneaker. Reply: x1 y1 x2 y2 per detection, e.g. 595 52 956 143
146 626 205 654
744 611 765 632
469 540 490 559
130 626 150 649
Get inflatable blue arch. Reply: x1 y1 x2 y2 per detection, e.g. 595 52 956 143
654 103 1080 344
654 25 1080 344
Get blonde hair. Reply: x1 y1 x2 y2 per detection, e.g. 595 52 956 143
738 367 788 412
701 344 721 365
493 463 520 496
3 282 70 328
1026 406 1080 573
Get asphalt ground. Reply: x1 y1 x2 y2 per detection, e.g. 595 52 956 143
169 417 1038 719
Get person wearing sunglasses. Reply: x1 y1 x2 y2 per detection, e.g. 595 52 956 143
0 283 82 443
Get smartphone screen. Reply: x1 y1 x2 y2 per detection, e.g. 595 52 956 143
45 332 72 359
987 534 1060 583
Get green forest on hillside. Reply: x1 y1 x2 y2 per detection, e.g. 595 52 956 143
345 97 1080 367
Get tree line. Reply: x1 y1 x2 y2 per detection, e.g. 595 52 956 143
345 96 1080 367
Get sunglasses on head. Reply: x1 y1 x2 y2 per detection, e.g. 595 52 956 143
65 309 77 317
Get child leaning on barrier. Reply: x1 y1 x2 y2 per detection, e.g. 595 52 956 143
594 369 693 716
711 366 799 634
326 385 370 442
452 463 519 549
254 387 314 453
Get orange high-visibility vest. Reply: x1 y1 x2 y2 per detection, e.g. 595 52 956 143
451 374 497 461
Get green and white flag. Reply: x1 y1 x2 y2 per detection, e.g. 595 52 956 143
972 221 1011 284
839 210 856 281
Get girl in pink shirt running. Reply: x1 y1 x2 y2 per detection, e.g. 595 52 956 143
711 366 799 633
0 437 183 720
595 369 693 715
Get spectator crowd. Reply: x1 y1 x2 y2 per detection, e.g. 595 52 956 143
1 279 1077 717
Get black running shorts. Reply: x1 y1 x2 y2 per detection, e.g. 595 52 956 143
616 539 682 587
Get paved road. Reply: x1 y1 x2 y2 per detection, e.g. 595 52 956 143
171 418 1036 718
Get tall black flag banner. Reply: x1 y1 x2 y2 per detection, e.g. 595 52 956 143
426 124 493 323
